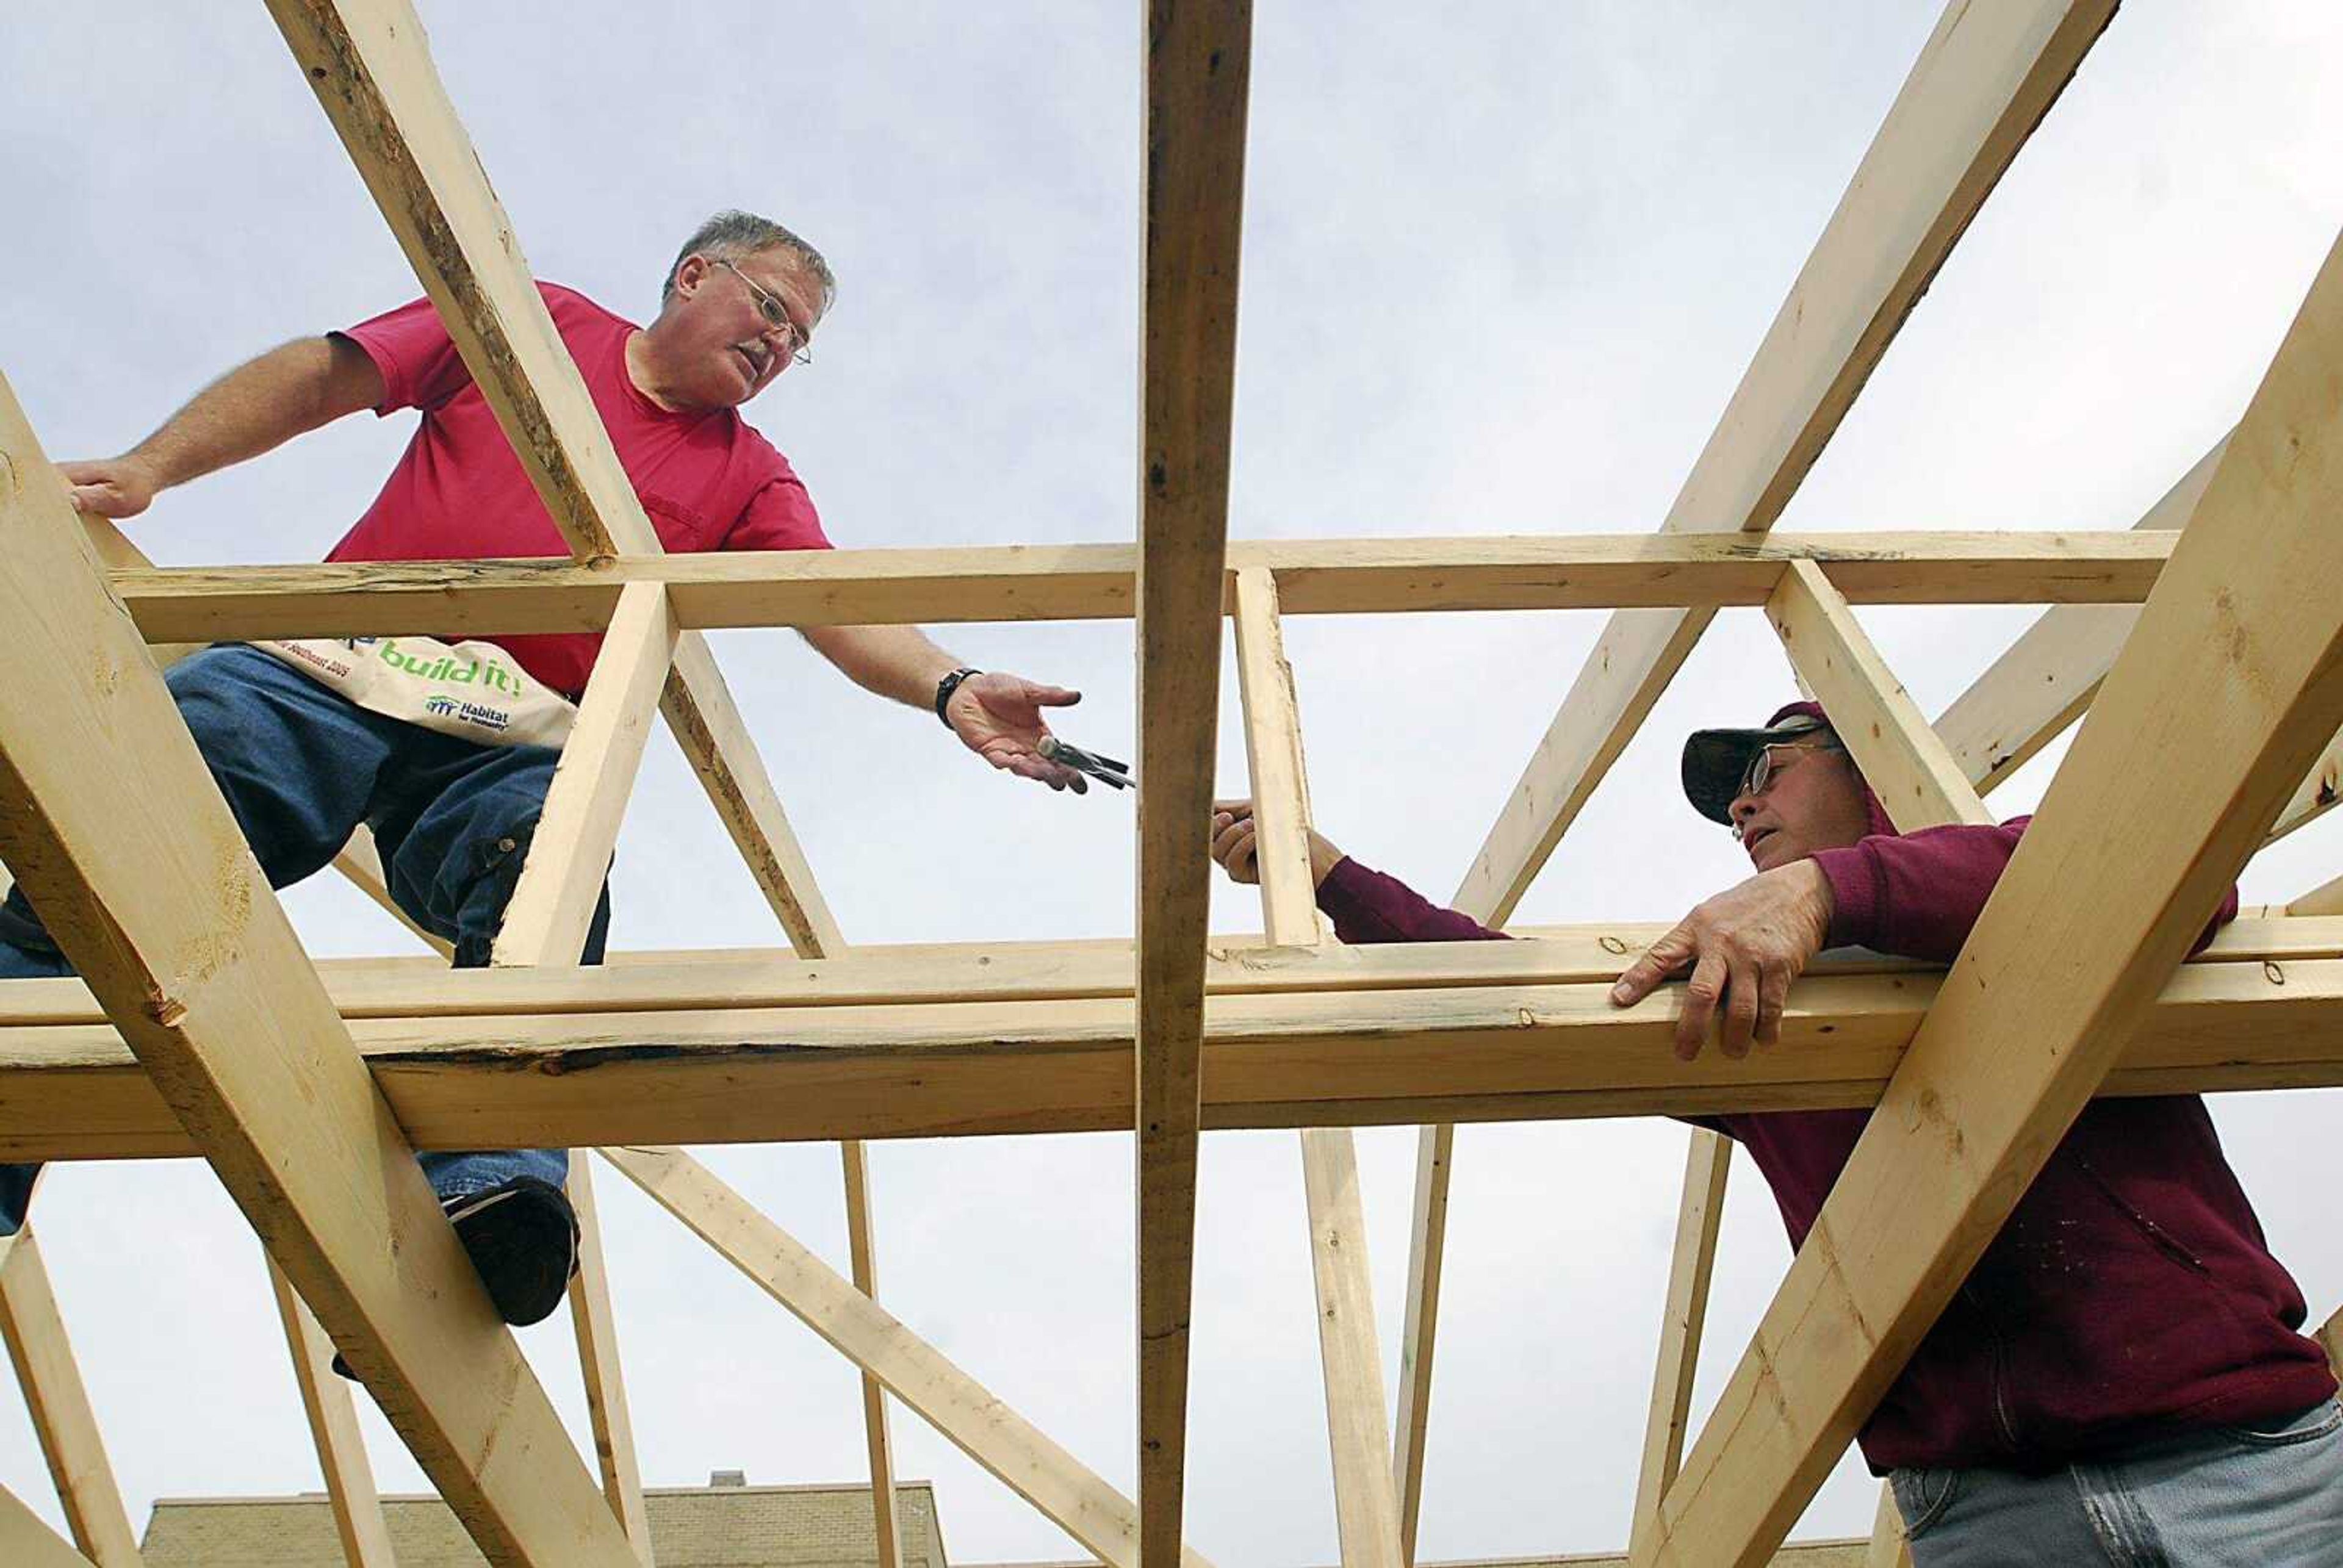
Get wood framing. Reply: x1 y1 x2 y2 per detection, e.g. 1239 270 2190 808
0 1228 141 1567
1231 569 1402 1562
1134 1 1251 1558
1451 0 2114 928
1636 225 2343 1567
1626 1132 1732 1563
1932 437 2224 793
840 1142 904 1568
600 1146 1215 1568
1764 561 1990 831
268 1260 398 1568
101 531 2178 645
7 5 2340 1563
0 366 638 1564
0 1484 98 1568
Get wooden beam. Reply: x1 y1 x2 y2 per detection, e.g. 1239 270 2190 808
1391 1120 1449 1566
1452 0 2115 930
104 531 2179 644
0 1483 96 1568
840 1142 902 1568
1860 1487 1909 1568
1231 569 1326 947
0 1229 140 1567
562 1156 653 1565
600 1146 1215 1568
9 952 2343 1160
2317 1305 2342 1381
1626 1132 1733 1564
1230 569 1400 1561
0 365 638 1565
1637 226 2343 1567
1934 439 2225 794
485 587 678 1566
492 583 677 970
1765 560 1990 831
268 1260 398 1568
1135 1 1251 1558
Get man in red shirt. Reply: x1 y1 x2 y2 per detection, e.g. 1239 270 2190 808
1209 702 2342 1564
0 211 1086 1334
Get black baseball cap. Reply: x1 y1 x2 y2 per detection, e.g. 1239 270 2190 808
1680 701 1835 825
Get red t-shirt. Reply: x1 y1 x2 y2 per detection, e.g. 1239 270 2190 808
327 281 830 695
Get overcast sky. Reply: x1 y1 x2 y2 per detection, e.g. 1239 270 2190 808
7 2 2343 1562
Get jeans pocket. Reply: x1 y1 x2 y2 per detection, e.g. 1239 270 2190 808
1890 1466 1965 1539
2213 1399 2343 1448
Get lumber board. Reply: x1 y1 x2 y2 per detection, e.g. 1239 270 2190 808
492 583 677 968
1636 226 2343 1567
1765 561 1990 830
1626 1132 1733 1564
840 1141 903 1568
268 1260 398 1568
602 1146 1214 1568
0 364 638 1565
5 956 2342 1159
1934 439 2224 794
104 531 2178 643
4 912 2335 1030
0 1230 141 1567
1452 0 2115 930
1230 570 1399 1560
1134 1 1251 1558
0 1483 96 1568
561 1155 653 1564
1391 1120 1450 1564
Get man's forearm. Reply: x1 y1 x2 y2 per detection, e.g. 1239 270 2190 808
124 336 384 491
801 622 962 711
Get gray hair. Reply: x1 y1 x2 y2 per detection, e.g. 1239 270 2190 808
662 210 836 318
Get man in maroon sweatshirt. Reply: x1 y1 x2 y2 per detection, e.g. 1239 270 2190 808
1210 701 2341 1566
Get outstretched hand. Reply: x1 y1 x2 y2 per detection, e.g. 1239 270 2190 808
56 456 162 519
1608 859 1835 1061
945 672 1087 791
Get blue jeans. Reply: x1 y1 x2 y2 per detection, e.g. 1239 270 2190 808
0 644 604 1235
1893 1400 2343 1566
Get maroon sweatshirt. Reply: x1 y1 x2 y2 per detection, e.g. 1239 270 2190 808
1316 825 2336 1474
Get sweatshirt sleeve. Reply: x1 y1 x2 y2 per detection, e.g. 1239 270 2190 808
1809 814 2238 963
1315 857 1512 945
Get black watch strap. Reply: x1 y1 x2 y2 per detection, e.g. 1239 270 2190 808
934 667 981 727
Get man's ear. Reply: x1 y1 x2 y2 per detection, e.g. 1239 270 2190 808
671 253 712 300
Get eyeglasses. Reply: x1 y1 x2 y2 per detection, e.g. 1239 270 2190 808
712 257 814 367
1736 739 1842 804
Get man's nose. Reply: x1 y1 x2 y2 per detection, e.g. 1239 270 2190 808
1730 793 1760 825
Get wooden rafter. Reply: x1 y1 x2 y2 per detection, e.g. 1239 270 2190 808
268 1261 397 1568
1134 0 1252 1557
1451 0 2115 928
0 369 638 1564
1932 437 2225 794
0 1483 97 1568
1232 571 1401 1563
0 1226 140 1567
103 530 2179 644
1625 1131 1732 1564
7 941 2342 1159
601 1146 1215 1568
1392 11 2117 1523
1637 225 2343 1567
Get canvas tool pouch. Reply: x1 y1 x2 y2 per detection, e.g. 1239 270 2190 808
250 636 578 749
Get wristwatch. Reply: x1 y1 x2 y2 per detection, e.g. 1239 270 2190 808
934 667 981 727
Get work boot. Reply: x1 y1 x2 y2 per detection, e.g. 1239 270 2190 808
332 1176 580 1379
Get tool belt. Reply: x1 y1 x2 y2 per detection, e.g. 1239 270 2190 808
249 636 578 750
